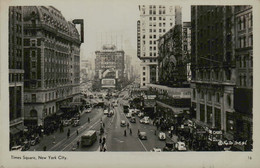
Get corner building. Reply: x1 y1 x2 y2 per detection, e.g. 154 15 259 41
22 6 83 126
137 5 182 89
190 6 237 140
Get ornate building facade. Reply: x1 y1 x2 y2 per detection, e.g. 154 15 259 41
22 6 83 126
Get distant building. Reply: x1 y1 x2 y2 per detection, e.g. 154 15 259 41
9 6 25 147
22 6 84 126
137 5 182 89
94 44 125 90
81 59 94 82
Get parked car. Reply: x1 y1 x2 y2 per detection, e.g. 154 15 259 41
63 120 70 126
158 132 166 140
22 140 31 151
150 147 162 152
120 120 126 127
85 108 92 113
138 112 144 118
126 113 132 118
175 142 187 151
104 109 109 115
72 120 80 127
130 117 136 123
11 145 24 151
30 135 40 146
138 132 147 140
163 141 175 151
139 118 145 124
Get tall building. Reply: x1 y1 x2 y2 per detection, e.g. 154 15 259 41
9 6 25 147
94 44 125 90
233 6 253 150
22 6 84 127
190 6 253 150
137 5 182 89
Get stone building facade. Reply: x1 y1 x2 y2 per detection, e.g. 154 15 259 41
22 6 83 126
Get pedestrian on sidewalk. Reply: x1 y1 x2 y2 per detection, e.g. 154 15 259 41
129 128 132 135
43 146 47 151
88 117 90 123
67 132 70 138
53 135 56 144
124 129 127 136
99 137 102 144
76 129 79 136
77 140 80 148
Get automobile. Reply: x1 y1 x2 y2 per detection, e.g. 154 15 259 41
139 118 145 124
129 109 135 113
72 120 80 127
22 140 31 151
143 116 150 124
63 120 70 126
104 109 109 115
150 147 162 152
30 135 40 146
138 112 144 118
11 145 24 151
109 110 114 115
85 108 92 113
163 141 175 151
126 113 132 118
81 130 97 147
175 142 187 151
134 109 140 114
138 132 147 140
130 117 136 123
120 120 126 127
107 110 114 117
158 132 166 140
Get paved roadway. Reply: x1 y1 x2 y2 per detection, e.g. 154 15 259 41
29 90 172 152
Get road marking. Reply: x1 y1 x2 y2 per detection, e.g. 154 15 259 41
49 113 103 151
61 119 101 151
138 138 148 151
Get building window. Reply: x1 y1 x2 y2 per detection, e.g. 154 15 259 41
32 94 36 102
208 92 212 101
143 72 145 75
143 77 145 81
32 61 36 68
193 89 196 99
143 67 145 70
226 94 231 107
201 91 204 99
143 83 146 86
216 93 220 103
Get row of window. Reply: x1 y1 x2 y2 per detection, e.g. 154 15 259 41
237 13 253 31
239 55 253 68
239 75 253 87
237 35 253 48
9 73 24 83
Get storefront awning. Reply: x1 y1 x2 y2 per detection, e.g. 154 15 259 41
156 100 187 115
10 125 25 135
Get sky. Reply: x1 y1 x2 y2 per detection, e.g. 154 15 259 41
22 0 191 61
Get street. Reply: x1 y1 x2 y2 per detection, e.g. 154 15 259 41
29 90 173 152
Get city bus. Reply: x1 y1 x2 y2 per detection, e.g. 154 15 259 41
81 130 97 147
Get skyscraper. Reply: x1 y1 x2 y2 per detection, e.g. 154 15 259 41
137 5 182 89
